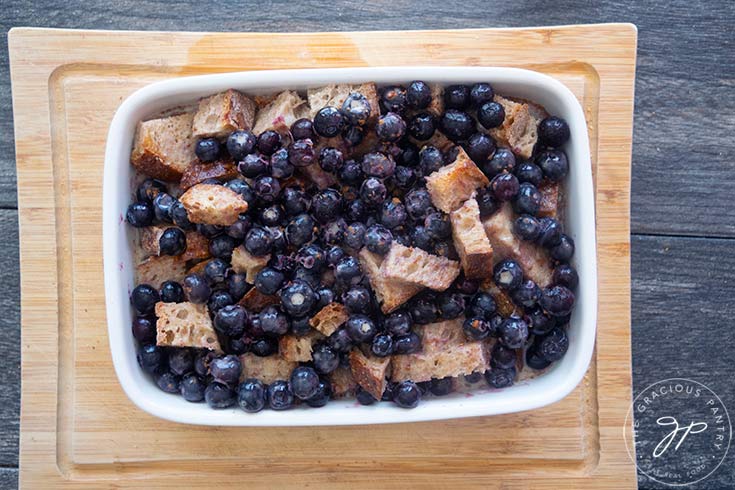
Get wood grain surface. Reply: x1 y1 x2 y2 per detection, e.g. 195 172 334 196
9 24 635 489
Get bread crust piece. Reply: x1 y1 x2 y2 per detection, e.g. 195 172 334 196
349 349 391 400
231 246 270 283
131 112 198 181
155 302 222 351
192 89 256 139
237 287 279 312
450 198 494 280
279 331 324 362
179 183 248 226
425 147 490 213
252 90 309 136
537 180 561 219
489 95 548 159
136 255 187 289
329 366 358 399
239 353 297 384
481 203 553 287
309 302 349 336
180 230 211 261
358 248 422 313
139 226 165 257
179 160 239 190
379 242 460 291
307 83 380 126
480 280 518 317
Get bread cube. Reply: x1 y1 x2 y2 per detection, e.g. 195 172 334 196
329 366 358 399
489 95 548 159
279 331 324 362
239 353 296 384
379 242 460 291
180 230 211 261
131 113 197 181
179 160 239 190
155 302 222 351
307 83 380 126
192 89 256 139
179 183 248 226
358 248 422 313
237 287 279 312
136 255 187 289
309 302 349 336
349 349 391 400
252 90 309 136
231 245 269 283
538 180 561 218
450 198 494 280
425 147 489 213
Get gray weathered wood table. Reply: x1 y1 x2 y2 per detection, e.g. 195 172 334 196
1 1 733 489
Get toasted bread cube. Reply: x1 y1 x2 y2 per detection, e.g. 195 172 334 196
358 248 422 313
538 181 561 218
425 147 490 213
307 83 380 126
279 331 324 362
482 203 553 287
186 258 212 276
252 90 309 136
136 255 187 289
427 84 445 118
481 280 518 317
239 353 296 384
180 160 239 190
139 226 165 257
489 96 547 159
299 163 338 190
237 287 279 312
310 303 349 336
349 349 391 400
155 302 222 351
329 366 358 399
450 198 494 280
192 89 256 139
380 242 460 291
131 113 197 181
231 246 269 283
179 183 248 226
181 230 211 261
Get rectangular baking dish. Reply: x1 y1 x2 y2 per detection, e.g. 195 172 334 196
103 66 597 426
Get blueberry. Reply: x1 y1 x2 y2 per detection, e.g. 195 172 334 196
320 218 346 245
393 380 421 408
341 92 372 126
424 212 451 240
418 145 444 176
258 205 284 227
170 200 194 230
384 310 412 336
478 101 505 129
198 224 225 239
285 366 319 400
441 109 474 141
153 193 176 222
356 386 378 405
251 337 278 357
326 245 346 267
410 226 433 251
394 332 421 354
203 259 228 286
342 125 364 147
314 106 345 137
361 152 396 180
132 316 156 343
225 216 251 242
526 347 552 370
340 159 364 185
539 117 570 148
267 380 294 410
126 201 154 227
136 179 167 203
344 222 367 249
406 112 435 142
483 147 516 178
527 306 555 335
515 161 543 186
540 285 575 317
270 148 294 179
426 377 452 396
550 234 575 262
342 286 372 314
391 166 417 190
255 267 285 295
305 379 332 408
183 273 211 303
512 279 541 308
209 234 237 261
493 259 523 291
180 373 206 402
488 314 504 338
369 333 394 357
463 317 490 341
537 217 563 247
360 177 387 208
227 130 257 160
453 273 479 295
325 328 351 354
379 198 407 229
513 214 541 241
261 306 291 337
406 80 431 109
491 172 520 201
237 152 269 178
285 315 308 337
315 286 335 309
376 113 406 142
404 187 433 220
253 175 281 204
553 264 579 290
409 295 438 324
309 343 339 376
499 316 529 349
225 178 255 205
195 138 220 162
291 118 315 140
469 83 494 107
237 379 266 412
292 265 321 289
380 86 407 114
437 292 465 319
364 224 393 255
282 216 313 250
485 367 516 388
156 371 181 393
444 84 470 110
465 133 496 165
490 342 517 369
538 327 570 363
288 139 316 167
334 256 362 285
131 284 159 314
536 150 569 182
279 280 316 317
513 182 542 216
296 244 327 272
160 280 185 303
312 189 343 223
257 130 281 155
319 147 345 173
282 187 311 216
205 381 236 409
466 292 497 320
208 290 234 313
210 354 242 386
137 344 163 374
245 226 274 256
345 314 377 343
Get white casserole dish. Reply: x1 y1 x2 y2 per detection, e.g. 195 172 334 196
103 66 597 426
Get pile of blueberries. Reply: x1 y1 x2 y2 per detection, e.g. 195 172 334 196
127 80 577 412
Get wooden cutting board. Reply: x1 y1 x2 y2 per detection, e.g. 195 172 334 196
9 24 637 489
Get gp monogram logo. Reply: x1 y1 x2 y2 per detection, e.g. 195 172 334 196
624 378 731 486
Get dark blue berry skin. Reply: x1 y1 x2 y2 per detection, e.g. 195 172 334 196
197 223 224 238
270 148 294 179
258 205 284 227
227 336 250 356
527 306 555 335
227 130 257 160
440 109 474 141
208 290 234 314
156 372 181 393
204 258 229 286
536 150 569 182
328 328 354 353
324 219 349 245
345 314 378 343
513 182 542 215
291 265 320 289
291 118 315 140
371 333 394 357
296 244 327 272
361 152 396 179
137 344 163 374
131 284 159 314
429 377 454 396
406 80 432 109
409 296 439 325
237 379 266 412
499 316 529 349
553 264 579 291
397 142 420 167
315 286 336 309
180 373 206 402
394 332 421 354
469 83 494 107
539 117 571 148
385 310 413 336
482 147 516 178
342 286 372 314
254 175 281 204
490 342 517 370
259 305 290 336
255 267 286 295
183 273 211 304
210 355 242 386
410 226 433 252
226 215 252 241
314 106 345 137
209 234 237 261
306 380 332 408
245 226 275 256
513 214 541 241
540 285 575 317
376 113 406 142
407 112 436 141
466 292 497 320
290 315 312 336
404 187 434 220
344 222 367 249
195 138 220 162
282 187 311 216
394 381 421 408
326 246 346 267
365 224 393 255
205 382 236 409
153 193 175 222
424 212 451 240
318 147 345 174
463 317 491 341
267 381 294 410
465 133 496 165
257 130 281 156
225 178 256 205
537 217 563 247
126 202 154 227
136 179 167 203
238 152 269 178
485 367 516 389
266 226 286 252
380 199 408 229
194 351 215 377
477 101 505 129
444 84 470 110
392 166 418 190
132 316 156 343
160 281 185 303
550 234 575 262
515 161 544 186
494 259 524 291
380 86 407 115
538 327 569 362
290 366 320 400
312 189 343 223
340 159 364 185
463 372 482 384
491 172 520 202
488 314 503 338
356 386 378 405
280 280 317 317
418 145 444 176
511 279 541 308
285 214 315 248
313 342 341 374
342 125 364 147
170 200 194 230
437 292 465 319
526 347 552 370
250 337 278 357
334 256 362 285
288 139 316 167
341 92 372 126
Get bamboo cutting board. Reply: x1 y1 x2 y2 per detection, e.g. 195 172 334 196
9 24 637 489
